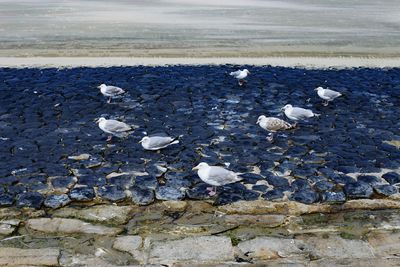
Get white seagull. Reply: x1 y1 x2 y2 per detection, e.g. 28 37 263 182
315 86 342 106
192 162 243 196
98 84 125 103
230 69 250 86
139 135 181 150
96 117 134 141
282 104 319 123
257 115 295 142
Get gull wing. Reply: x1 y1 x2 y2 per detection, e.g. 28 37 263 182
291 107 314 119
266 117 293 131
104 120 132 133
207 166 242 186
323 89 342 99
229 70 241 77
105 86 125 95
147 136 175 149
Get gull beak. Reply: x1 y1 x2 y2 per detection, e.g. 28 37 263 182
192 166 199 171
314 88 318 91
97 85 101 89
95 118 100 123
138 139 143 143
248 71 251 74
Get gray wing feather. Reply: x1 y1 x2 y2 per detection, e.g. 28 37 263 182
230 70 241 77
323 89 341 99
292 108 313 118
106 86 125 95
148 136 174 148
208 167 241 185
105 120 132 132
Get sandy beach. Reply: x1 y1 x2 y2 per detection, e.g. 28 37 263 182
1 0 400 59
1 56 400 68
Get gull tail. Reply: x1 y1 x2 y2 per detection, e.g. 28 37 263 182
170 140 180 145
170 134 184 145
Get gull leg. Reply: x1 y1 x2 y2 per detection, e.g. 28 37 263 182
207 186 217 196
106 135 113 142
107 97 112 103
323 100 329 106
266 133 274 142
238 79 244 86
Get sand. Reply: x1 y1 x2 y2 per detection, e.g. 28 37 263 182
1 0 400 58
0 57 399 68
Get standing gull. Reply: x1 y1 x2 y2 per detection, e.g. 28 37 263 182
230 69 250 86
98 84 125 103
282 104 319 123
315 86 342 106
96 117 134 141
192 162 242 196
257 115 295 142
139 135 181 150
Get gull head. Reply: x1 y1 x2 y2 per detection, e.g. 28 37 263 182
192 162 209 171
257 115 267 124
96 117 106 124
314 86 324 91
139 136 150 144
97 84 107 89
281 104 292 111
243 69 251 74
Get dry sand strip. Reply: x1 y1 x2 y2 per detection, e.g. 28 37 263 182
0 57 400 69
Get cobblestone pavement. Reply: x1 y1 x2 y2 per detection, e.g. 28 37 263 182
0 66 399 209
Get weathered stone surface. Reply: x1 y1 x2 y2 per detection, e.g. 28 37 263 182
218 199 400 215
298 235 375 259
129 186 155 205
113 235 144 263
147 236 234 264
69 186 95 201
218 200 331 215
237 237 306 259
26 218 122 235
0 219 20 235
367 231 400 258
0 247 60 266
52 205 134 225
222 214 286 227
0 208 21 219
342 199 400 211
44 194 71 209
308 258 400 267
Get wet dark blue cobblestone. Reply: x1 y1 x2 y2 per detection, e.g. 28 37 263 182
0 66 399 208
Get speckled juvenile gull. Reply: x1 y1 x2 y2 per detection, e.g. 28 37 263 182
282 104 319 121
257 115 295 142
315 86 342 106
139 135 181 150
96 117 134 141
98 84 125 103
229 69 250 86
192 162 243 196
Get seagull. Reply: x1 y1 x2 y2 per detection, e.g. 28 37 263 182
192 162 243 196
315 86 342 106
256 115 295 142
96 117 134 141
139 135 181 150
98 84 125 103
282 104 319 123
230 69 250 86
